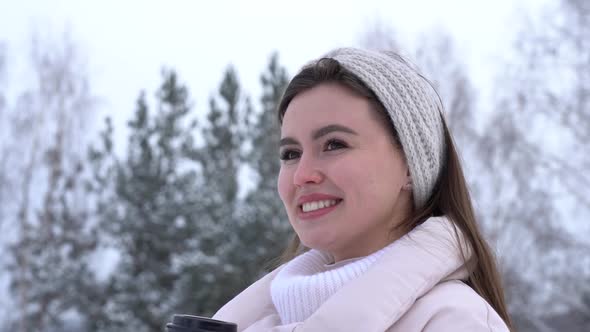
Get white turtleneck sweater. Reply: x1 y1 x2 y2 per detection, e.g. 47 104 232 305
270 242 396 324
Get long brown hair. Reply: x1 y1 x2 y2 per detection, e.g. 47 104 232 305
276 57 513 329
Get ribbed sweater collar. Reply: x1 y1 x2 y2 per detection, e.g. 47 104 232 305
270 243 394 324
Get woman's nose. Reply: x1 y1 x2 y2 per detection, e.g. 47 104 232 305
293 155 324 187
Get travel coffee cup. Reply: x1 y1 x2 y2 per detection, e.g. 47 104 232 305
166 314 237 332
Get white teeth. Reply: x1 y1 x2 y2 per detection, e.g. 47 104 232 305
302 199 339 213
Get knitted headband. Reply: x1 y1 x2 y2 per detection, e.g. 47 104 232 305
322 47 446 208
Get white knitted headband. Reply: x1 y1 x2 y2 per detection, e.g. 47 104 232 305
322 47 446 208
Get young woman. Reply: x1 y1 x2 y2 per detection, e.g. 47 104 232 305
213 48 513 331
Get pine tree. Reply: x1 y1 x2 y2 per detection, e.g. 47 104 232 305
181 54 292 317
238 53 292 276
89 69 203 331
175 66 253 316
197 66 245 229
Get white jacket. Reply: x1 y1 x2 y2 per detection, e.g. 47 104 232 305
213 217 510 331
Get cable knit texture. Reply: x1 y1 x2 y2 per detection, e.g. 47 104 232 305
270 242 394 324
317 48 446 208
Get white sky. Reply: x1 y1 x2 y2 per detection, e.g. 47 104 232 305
0 0 550 141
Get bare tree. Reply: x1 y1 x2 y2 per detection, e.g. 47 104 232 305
3 29 97 332
412 29 478 144
0 40 12 325
479 0 590 329
0 42 8 228
358 18 402 52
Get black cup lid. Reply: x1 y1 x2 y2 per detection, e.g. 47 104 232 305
167 314 237 332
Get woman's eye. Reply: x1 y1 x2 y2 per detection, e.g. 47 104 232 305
325 139 347 151
279 149 301 161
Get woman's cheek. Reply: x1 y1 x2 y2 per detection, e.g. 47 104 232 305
329 160 360 185
277 167 292 203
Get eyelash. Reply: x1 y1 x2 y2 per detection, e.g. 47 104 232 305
279 139 348 161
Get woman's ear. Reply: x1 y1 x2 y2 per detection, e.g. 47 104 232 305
402 182 413 191
403 170 412 191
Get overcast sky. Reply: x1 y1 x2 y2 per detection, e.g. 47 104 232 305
0 0 551 138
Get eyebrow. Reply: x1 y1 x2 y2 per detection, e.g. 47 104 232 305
279 124 358 147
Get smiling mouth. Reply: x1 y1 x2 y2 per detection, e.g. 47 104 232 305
299 199 343 213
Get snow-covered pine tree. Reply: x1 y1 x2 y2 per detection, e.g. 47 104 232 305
89 69 203 331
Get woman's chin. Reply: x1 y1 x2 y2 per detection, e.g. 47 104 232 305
298 235 337 254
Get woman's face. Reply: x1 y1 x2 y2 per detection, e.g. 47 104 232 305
278 83 413 262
